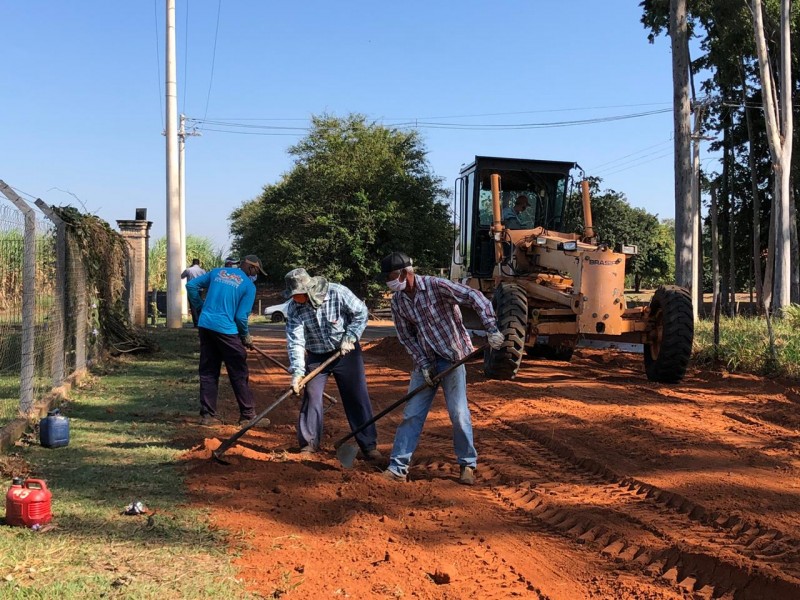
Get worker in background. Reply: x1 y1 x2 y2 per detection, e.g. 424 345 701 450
378 252 504 485
503 194 532 230
186 255 267 426
284 268 380 460
181 258 206 327
224 255 240 268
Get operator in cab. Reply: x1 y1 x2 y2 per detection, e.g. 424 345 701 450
503 194 532 230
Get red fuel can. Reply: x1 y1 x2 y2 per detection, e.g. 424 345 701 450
5 477 52 528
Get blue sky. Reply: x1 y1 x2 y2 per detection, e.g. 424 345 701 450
1 1 682 255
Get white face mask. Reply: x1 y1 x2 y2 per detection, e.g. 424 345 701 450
387 277 407 292
249 275 257 282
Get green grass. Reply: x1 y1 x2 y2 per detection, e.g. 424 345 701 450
0 329 255 599
694 309 800 379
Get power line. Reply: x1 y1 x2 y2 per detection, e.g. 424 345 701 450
396 108 672 130
199 127 303 136
188 107 672 134
593 147 674 176
593 150 674 178
200 102 672 123
188 118 308 131
201 0 222 128
586 139 672 172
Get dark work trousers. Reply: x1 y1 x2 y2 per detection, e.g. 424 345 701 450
189 305 200 327
198 327 256 419
298 342 377 452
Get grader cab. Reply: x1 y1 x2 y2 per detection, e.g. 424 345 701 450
450 156 693 382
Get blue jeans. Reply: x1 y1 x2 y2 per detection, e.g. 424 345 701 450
387 357 477 477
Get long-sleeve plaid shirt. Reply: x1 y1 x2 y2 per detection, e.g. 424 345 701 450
391 275 498 369
286 283 368 376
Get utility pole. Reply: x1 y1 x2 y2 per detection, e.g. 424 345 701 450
165 0 181 328
178 114 201 319
179 113 186 320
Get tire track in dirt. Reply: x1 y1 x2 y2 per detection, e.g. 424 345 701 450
448 401 800 600
413 432 681 599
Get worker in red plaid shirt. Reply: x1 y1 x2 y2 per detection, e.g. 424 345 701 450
379 252 504 485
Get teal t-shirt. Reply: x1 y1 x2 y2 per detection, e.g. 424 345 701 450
186 267 256 335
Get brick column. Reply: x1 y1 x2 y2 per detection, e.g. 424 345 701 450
117 210 152 327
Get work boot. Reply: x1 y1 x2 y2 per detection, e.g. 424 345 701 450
459 465 476 486
199 415 223 426
298 445 317 455
363 448 383 461
380 469 407 483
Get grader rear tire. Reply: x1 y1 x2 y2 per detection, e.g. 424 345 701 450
644 285 693 383
484 283 527 379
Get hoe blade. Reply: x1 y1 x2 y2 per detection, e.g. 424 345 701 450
336 443 359 469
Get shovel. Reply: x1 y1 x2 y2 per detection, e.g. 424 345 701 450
334 345 487 469
251 345 338 412
212 351 341 464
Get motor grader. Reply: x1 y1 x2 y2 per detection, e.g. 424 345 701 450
450 156 693 383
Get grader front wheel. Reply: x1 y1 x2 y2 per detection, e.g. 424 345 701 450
644 285 693 383
484 283 527 379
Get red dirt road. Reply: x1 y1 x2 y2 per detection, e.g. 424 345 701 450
181 329 800 600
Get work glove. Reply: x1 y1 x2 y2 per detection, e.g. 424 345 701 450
340 335 357 355
240 333 254 350
421 366 435 387
291 374 303 395
487 331 505 351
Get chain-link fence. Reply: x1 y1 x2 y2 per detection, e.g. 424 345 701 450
0 181 92 430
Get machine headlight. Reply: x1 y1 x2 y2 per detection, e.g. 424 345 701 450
559 241 578 251
535 237 547 246
618 243 639 255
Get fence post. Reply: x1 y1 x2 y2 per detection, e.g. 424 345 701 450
35 199 66 386
0 181 36 415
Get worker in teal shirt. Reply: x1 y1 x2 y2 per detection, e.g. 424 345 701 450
186 255 267 426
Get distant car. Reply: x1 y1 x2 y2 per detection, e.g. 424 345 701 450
264 300 290 323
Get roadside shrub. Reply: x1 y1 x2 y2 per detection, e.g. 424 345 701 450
694 315 800 379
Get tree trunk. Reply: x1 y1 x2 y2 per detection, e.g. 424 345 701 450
670 0 694 294
741 55 764 313
711 185 720 353
791 189 799 303
729 190 737 317
751 0 793 313
721 119 733 316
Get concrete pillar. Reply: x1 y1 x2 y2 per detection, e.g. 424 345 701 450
117 210 152 327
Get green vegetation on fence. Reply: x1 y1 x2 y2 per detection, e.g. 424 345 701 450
694 307 800 379
0 329 253 599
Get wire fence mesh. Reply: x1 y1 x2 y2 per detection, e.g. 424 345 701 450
0 187 92 431
0 202 26 425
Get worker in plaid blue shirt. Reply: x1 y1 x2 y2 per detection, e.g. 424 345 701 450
284 268 380 460
378 252 504 485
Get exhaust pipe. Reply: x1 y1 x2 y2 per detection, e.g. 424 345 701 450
581 179 595 241
490 173 505 263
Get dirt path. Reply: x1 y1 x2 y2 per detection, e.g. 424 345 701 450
180 330 800 599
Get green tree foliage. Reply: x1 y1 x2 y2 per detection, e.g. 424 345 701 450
564 178 674 291
229 114 452 297
149 235 223 291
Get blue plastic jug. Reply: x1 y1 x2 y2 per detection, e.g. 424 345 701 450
39 409 70 448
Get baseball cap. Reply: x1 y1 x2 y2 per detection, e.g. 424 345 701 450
380 252 413 274
241 255 268 276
